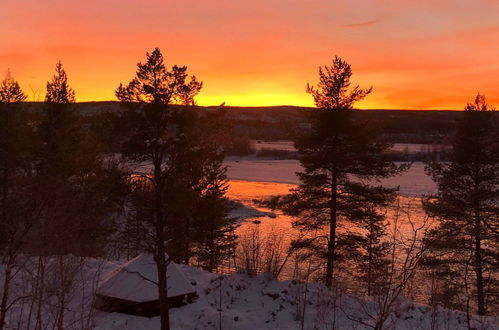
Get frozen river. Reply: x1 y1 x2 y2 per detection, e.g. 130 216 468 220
225 158 437 197
224 158 434 282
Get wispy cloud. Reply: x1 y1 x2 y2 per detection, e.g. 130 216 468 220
341 19 379 28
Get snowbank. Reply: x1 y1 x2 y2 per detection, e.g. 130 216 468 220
94 264 499 330
2 260 498 329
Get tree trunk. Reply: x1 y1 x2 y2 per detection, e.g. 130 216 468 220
367 233 373 296
326 174 337 287
57 255 65 330
474 215 485 315
209 224 215 272
0 256 13 330
0 167 10 330
35 256 46 330
1 169 7 236
155 251 170 330
473 167 485 316
183 217 190 265
154 162 170 330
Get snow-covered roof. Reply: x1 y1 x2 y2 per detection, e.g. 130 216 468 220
97 254 195 303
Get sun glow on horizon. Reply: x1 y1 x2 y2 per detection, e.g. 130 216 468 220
2 0 499 110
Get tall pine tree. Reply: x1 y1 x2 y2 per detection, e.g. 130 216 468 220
344 185 396 296
279 56 403 287
36 61 112 256
32 62 117 329
423 94 499 315
0 71 35 330
116 48 202 330
185 110 238 271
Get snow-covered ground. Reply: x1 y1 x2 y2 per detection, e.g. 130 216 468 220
3 146 481 329
35 261 499 329
98 266 499 329
2 259 498 329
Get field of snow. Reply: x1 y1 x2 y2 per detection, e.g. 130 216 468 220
95 265 499 329
2 260 491 330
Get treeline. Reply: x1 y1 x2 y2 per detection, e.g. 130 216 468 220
1 49 498 330
17 102 473 150
0 50 238 330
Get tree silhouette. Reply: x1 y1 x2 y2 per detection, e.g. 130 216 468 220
423 94 499 315
45 61 75 103
278 56 403 287
34 62 116 329
116 48 202 330
0 72 32 330
0 70 26 103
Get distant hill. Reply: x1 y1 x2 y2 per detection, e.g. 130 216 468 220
22 101 489 143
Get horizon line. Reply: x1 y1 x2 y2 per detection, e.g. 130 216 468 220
20 101 464 111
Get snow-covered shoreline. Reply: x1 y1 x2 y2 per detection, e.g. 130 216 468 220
89 263 499 329
2 257 498 329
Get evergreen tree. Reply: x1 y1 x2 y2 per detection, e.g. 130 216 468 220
0 70 26 103
45 61 75 103
159 107 237 270
345 185 396 296
423 94 499 315
190 159 237 272
186 110 238 271
35 61 112 256
0 72 35 330
116 48 202 330
31 62 117 329
279 56 403 287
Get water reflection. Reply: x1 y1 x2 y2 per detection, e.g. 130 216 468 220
227 180 431 296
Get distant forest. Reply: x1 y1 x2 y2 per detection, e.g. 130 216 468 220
22 101 482 146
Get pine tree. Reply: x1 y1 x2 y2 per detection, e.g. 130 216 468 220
191 160 237 272
116 48 202 330
32 62 116 329
344 185 396 296
36 62 111 256
45 61 76 103
189 111 238 271
162 108 238 270
0 71 35 330
0 70 26 103
279 56 403 287
423 94 499 315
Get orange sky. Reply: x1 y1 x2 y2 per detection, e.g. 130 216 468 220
1 0 499 109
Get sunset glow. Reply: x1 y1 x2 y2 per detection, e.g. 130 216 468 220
2 0 499 109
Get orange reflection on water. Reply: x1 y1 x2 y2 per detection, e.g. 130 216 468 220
227 180 296 202
226 180 430 281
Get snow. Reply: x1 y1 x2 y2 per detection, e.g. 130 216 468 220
229 202 277 222
93 264 499 330
2 259 498 329
97 254 195 302
225 158 300 185
225 159 437 197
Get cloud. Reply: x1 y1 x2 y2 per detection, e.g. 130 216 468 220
341 19 380 28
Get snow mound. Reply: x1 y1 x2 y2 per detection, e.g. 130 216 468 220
94 265 499 329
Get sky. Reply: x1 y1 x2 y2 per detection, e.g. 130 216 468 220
1 0 499 109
